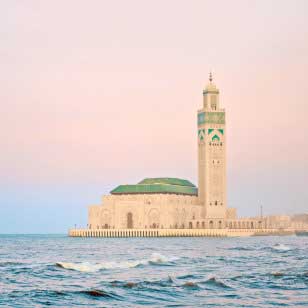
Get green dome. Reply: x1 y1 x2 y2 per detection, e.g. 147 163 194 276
138 177 195 187
110 177 197 196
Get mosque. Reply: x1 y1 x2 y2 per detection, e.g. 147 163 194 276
70 75 279 237
88 75 237 230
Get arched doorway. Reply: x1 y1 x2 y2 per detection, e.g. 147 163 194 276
127 212 133 229
209 220 214 229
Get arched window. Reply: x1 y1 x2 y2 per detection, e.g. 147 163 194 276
211 95 217 110
209 221 214 229
218 221 222 229
202 221 205 228
196 221 200 229
189 222 193 229
127 212 133 229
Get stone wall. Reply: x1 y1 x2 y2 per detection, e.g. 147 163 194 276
88 194 202 230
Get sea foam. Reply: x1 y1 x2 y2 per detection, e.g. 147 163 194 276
272 244 292 251
55 253 177 272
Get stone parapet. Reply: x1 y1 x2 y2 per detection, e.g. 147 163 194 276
68 228 291 238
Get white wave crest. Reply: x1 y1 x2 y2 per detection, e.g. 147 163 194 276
56 253 177 273
272 244 292 251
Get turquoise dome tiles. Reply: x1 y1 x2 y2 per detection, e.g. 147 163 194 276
110 178 197 196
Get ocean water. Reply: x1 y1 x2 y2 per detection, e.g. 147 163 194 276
0 235 307 307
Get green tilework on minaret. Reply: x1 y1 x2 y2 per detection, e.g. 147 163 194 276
198 112 225 125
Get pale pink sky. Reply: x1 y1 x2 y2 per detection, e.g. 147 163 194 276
1 0 307 232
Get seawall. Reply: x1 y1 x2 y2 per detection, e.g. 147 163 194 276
68 228 293 238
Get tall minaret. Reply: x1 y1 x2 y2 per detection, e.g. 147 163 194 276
197 73 226 224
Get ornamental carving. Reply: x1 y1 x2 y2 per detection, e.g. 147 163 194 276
198 112 225 125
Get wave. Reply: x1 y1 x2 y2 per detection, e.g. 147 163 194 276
144 275 175 286
0 261 25 267
177 274 197 280
109 277 205 291
110 276 175 289
55 253 177 272
271 272 284 277
182 281 200 289
230 274 256 281
201 277 232 289
8 288 122 301
272 244 292 251
79 289 120 299
226 247 254 251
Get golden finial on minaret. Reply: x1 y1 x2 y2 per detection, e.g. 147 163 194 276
209 71 213 82
203 71 218 93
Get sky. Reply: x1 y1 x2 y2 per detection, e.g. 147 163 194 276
1 0 308 233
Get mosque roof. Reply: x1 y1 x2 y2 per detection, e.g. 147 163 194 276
110 177 197 196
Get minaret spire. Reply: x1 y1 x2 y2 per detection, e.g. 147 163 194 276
209 71 213 82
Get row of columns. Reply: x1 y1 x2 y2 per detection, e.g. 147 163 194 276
69 228 228 238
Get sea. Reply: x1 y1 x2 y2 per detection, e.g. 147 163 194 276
0 235 307 307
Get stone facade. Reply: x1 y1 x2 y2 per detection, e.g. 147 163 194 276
88 194 200 230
